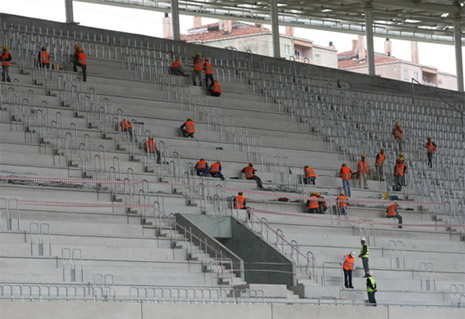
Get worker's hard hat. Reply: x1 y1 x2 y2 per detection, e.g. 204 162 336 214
361 154 366 158
3 46 8 51
399 152 404 156
368 271 374 276
361 237 366 241
187 118 192 121
395 122 400 126
342 163 347 166
41 46 46 50
311 192 315 196
427 136 432 139
340 193 345 196
196 52 201 56
74 44 80 49
380 148 384 151
205 57 209 60
316 192 321 196
78 48 83 52
399 157 404 161
350 251 356 257
149 136 153 140
249 162 254 166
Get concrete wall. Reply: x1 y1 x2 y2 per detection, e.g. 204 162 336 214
313 46 338 69
438 72 457 90
2 301 464 319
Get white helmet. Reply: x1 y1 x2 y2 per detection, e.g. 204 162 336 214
368 271 374 276
361 237 366 241
350 251 356 257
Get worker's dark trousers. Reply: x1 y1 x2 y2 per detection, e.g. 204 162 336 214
205 74 214 89
427 152 433 168
209 90 221 97
211 172 225 180
2 66 11 82
343 269 353 288
361 257 370 276
74 61 87 82
180 127 194 138
388 214 403 228
147 150 161 164
308 208 321 214
303 177 316 185
368 291 376 305
247 176 264 189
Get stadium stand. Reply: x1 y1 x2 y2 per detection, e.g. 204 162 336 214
0 13 464 318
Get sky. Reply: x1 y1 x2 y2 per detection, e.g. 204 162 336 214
1 0 460 75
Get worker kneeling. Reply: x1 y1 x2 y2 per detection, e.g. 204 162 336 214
180 118 195 138
195 158 209 177
143 136 161 164
386 202 403 229
307 192 320 214
209 80 221 97
209 161 225 181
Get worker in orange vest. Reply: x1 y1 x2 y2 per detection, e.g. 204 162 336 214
192 52 203 86
203 57 214 89
340 251 356 288
424 136 437 168
210 161 225 180
38 46 50 69
303 165 316 185
357 154 369 189
375 148 385 181
120 118 133 140
234 192 250 220
209 80 222 97
316 192 328 214
241 162 264 189
1 46 12 82
387 202 403 229
336 193 348 216
392 122 403 151
170 59 184 75
143 136 161 164
180 118 195 138
74 47 87 82
339 163 353 197
195 158 210 176
307 192 320 214
394 157 407 191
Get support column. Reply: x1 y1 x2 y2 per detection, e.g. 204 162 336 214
65 0 75 24
171 0 181 41
270 0 280 58
364 4 375 76
454 16 464 92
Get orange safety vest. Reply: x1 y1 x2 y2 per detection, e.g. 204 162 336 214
358 160 369 174
171 60 181 69
393 127 402 140
40 51 50 64
337 195 348 207
212 82 221 94
243 166 255 179
234 195 246 209
144 140 156 152
395 161 406 176
120 120 132 131
343 255 355 271
78 51 87 65
210 162 221 173
426 141 436 154
196 160 207 170
387 204 398 217
305 167 316 178
1 52 11 66
319 196 328 209
204 61 213 75
194 57 203 71
308 195 319 209
376 153 385 166
340 166 352 180
185 120 195 134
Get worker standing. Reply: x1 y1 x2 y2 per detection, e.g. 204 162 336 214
234 192 250 220
358 237 370 277
1 46 12 82
394 157 407 191
192 52 203 86
210 161 225 180
170 59 184 75
375 148 385 181
242 162 264 189
74 47 87 82
120 118 133 141
307 192 320 214
336 193 348 216
180 118 195 138
38 46 50 69
392 122 403 151
203 57 214 89
143 136 161 164
357 154 369 189
425 136 437 168
366 271 377 306
387 202 403 229
340 251 356 288
303 165 316 185
195 158 209 177
209 80 221 97
339 163 353 197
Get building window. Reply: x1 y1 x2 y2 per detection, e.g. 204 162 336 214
284 45 290 56
295 50 301 59
404 70 409 80
414 72 419 80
